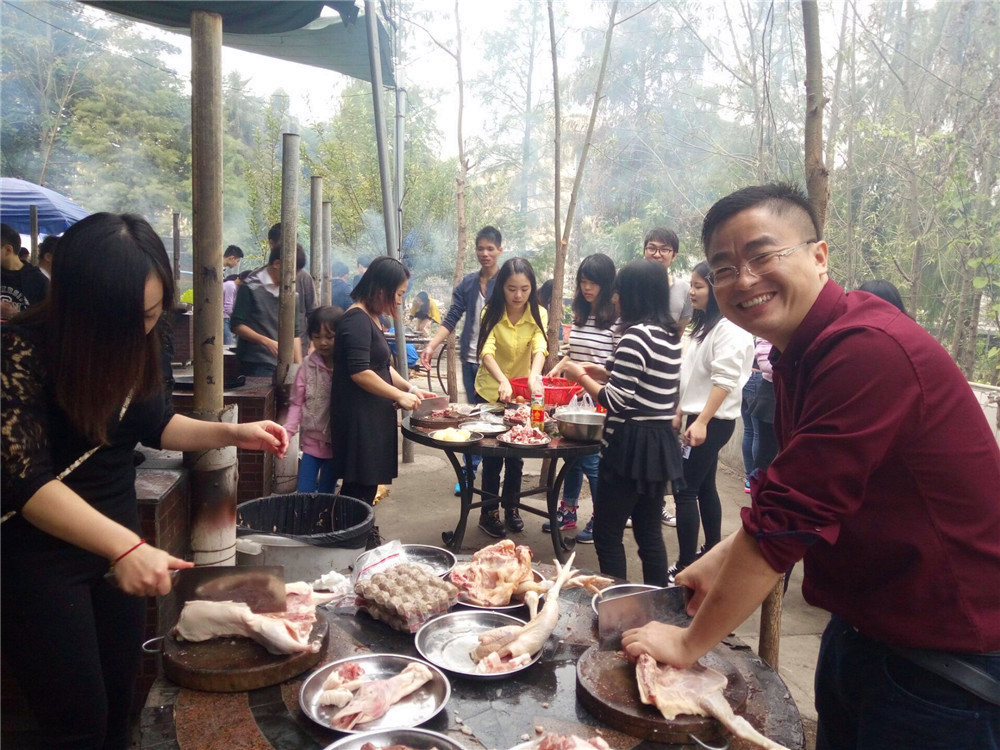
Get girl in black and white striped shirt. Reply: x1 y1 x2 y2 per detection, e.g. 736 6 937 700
561 259 683 585
548 254 618 542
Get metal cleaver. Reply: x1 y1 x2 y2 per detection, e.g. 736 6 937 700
597 585 692 651
171 565 287 614
412 394 450 417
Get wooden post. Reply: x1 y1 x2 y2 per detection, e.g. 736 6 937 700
273 133 301 493
758 580 784 670
310 175 323 299
29 205 38 265
172 212 181 286
322 201 332 307
188 9 238 567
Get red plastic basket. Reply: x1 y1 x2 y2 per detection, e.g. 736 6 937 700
509 376 583 406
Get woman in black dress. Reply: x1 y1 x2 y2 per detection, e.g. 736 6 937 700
330 256 435 504
1 213 288 749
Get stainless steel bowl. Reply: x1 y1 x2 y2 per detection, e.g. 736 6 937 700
556 411 606 442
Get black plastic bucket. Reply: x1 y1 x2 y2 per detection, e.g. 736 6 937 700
236 493 374 547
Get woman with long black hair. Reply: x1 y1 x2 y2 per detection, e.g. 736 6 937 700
548 253 618 542
1 213 288 749
474 257 548 538
561 259 684 585
669 261 754 582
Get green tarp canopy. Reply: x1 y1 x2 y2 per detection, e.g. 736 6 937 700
84 1 394 85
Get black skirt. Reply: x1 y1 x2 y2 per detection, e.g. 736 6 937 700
601 419 685 496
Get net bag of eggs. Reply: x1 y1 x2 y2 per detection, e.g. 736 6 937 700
355 563 459 632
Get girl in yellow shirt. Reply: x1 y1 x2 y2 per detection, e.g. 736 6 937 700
474 257 548 537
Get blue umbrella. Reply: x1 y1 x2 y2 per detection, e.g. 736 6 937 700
0 177 91 235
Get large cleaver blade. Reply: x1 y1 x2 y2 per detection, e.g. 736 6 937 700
172 566 287 614
597 586 691 651
412 394 450 417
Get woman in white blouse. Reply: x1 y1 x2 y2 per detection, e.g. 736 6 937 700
670 261 754 582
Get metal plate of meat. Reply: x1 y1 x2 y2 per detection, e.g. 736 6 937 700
300 654 451 734
496 429 552 447
455 568 546 612
354 545 457 579
414 611 542 680
321 728 466 750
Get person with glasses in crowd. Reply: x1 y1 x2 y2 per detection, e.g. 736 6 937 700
623 183 1000 750
641 228 691 529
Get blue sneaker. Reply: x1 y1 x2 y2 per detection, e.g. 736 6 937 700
575 516 595 544
454 482 461 496
542 505 577 532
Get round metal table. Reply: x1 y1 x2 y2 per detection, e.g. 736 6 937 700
402 419 601 563
139 567 804 749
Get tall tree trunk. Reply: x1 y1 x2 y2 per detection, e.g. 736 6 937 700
950 254 970 366
802 0 829 232
521 3 538 218
547 0 562 362
447 0 468 402
548 0 619 364
824 0 850 172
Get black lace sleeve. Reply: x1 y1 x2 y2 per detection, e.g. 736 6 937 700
1 326 56 515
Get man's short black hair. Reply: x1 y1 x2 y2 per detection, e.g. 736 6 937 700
268 242 306 269
332 260 349 277
1 223 21 252
643 227 679 254
267 223 282 244
475 225 502 247
39 235 59 258
224 244 244 259
357 255 372 268
701 183 821 252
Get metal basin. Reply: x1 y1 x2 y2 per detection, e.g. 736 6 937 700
556 411 606 442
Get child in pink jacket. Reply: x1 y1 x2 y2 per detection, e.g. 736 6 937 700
286 306 341 492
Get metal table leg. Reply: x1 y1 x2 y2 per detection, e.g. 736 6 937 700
441 449 471 551
545 457 574 564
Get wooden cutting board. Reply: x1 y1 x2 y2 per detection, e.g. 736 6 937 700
575 646 747 745
162 618 329 693
409 414 463 430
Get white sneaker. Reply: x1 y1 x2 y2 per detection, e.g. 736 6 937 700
661 509 676 527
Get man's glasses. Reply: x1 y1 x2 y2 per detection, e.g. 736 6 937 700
707 241 816 288
644 243 675 257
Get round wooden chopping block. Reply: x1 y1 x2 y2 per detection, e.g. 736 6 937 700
162 618 329 693
575 646 747 745
410 414 463 430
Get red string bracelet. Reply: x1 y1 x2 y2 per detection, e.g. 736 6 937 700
112 539 147 566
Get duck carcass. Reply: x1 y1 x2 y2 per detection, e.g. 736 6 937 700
470 553 577 671
635 653 791 750
449 540 534 606
330 662 434 730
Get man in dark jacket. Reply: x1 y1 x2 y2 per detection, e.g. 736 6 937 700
230 244 303 377
330 260 354 311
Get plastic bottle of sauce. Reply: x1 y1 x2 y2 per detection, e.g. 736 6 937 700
530 385 546 431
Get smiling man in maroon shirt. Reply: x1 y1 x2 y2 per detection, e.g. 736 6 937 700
622 184 1000 749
